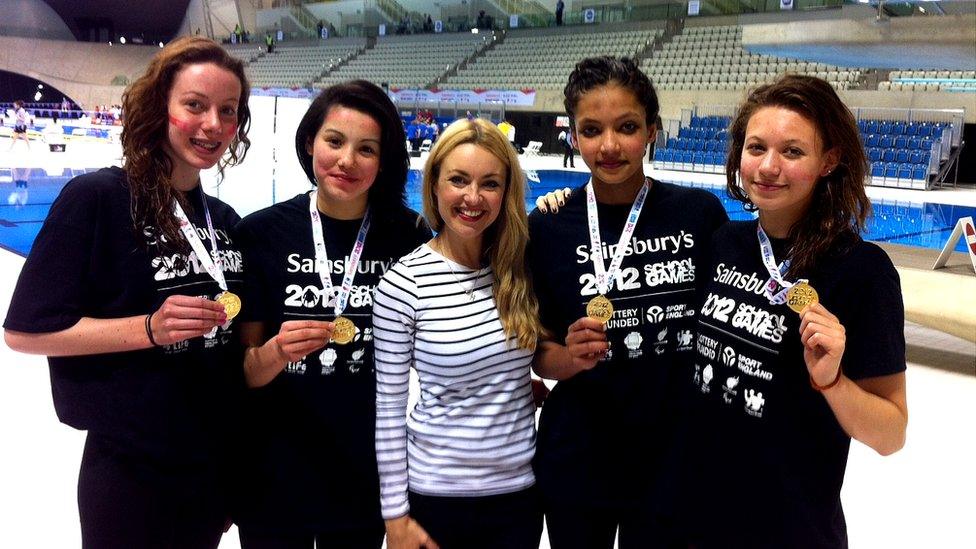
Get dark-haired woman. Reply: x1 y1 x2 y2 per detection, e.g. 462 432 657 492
677 74 908 548
528 56 727 548
232 80 431 548
4 36 251 548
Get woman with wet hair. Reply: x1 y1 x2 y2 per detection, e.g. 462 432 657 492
677 74 907 548
528 56 727 548
4 36 252 548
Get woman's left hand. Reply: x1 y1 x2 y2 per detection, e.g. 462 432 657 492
798 302 846 386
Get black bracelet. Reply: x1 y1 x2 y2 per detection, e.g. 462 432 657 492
145 312 159 347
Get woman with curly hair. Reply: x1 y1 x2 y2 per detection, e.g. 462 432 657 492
4 36 251 548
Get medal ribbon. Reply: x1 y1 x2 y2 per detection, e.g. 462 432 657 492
172 186 228 292
308 190 371 317
584 178 650 295
756 223 807 305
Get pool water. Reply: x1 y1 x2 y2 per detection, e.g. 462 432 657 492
1 168 972 257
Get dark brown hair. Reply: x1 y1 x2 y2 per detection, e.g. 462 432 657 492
294 80 408 221
726 74 869 278
121 36 251 252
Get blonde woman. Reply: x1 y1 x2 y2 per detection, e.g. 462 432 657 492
373 119 544 549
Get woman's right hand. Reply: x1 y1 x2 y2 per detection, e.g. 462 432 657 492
266 320 334 364
385 515 440 549
148 295 227 346
565 316 608 371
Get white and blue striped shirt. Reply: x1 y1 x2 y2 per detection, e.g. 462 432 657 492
373 244 537 519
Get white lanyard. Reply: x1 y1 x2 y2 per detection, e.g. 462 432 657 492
308 190 371 317
756 223 805 305
172 187 227 292
584 178 650 295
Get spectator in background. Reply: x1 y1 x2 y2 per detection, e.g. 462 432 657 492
265 32 274 53
558 127 574 168
556 0 565 26
317 20 324 38
10 100 31 151
234 23 242 44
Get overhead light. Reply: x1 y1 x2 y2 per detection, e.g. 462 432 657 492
37 84 43 89
34 91 42 101
471 28 479 34
108 41 113 45
158 41 164 48
919 6 926 12
120 36 126 44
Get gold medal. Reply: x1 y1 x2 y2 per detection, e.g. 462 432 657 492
586 294 614 324
786 282 818 314
332 316 356 345
215 291 241 321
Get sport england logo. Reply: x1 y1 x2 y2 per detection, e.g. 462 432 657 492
646 306 664 323
722 346 736 368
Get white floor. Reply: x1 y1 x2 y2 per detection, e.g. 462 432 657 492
2 143 975 547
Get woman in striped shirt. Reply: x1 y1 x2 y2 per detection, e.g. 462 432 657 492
373 118 545 549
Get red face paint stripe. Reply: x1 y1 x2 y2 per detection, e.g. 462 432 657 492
169 115 194 133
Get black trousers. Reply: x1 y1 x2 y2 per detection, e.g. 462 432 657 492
408 487 543 549
562 144 575 167
238 526 384 549
545 500 684 549
78 434 227 549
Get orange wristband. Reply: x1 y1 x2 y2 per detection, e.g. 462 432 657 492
810 367 842 392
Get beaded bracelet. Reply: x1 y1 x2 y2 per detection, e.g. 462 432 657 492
145 312 160 347
810 367 842 392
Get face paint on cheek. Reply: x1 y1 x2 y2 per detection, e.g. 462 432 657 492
168 115 197 133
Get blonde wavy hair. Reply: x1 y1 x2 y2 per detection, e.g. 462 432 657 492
422 119 544 349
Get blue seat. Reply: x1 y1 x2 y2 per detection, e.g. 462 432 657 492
879 122 893 134
680 151 692 164
667 137 678 149
892 122 907 135
880 135 894 149
905 124 919 136
895 150 909 163
882 149 896 162
898 164 912 179
679 128 692 139
908 137 921 150
871 163 884 177
692 152 705 165
866 121 879 134
866 134 879 147
868 148 882 162
654 148 666 161
921 138 934 150
909 151 922 164
884 164 898 178
894 136 908 149
913 166 927 180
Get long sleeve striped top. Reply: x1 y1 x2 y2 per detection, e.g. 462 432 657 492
373 244 537 520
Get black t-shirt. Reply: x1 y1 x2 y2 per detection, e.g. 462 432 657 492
527 180 728 508
679 220 906 548
232 192 432 534
4 167 245 467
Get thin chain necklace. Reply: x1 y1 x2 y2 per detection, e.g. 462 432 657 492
431 240 481 301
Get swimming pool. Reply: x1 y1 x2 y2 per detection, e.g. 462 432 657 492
1 168 972 257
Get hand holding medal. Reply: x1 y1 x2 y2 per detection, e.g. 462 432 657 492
270 319 335 363
565 316 609 372
146 295 228 347
797 302 846 391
